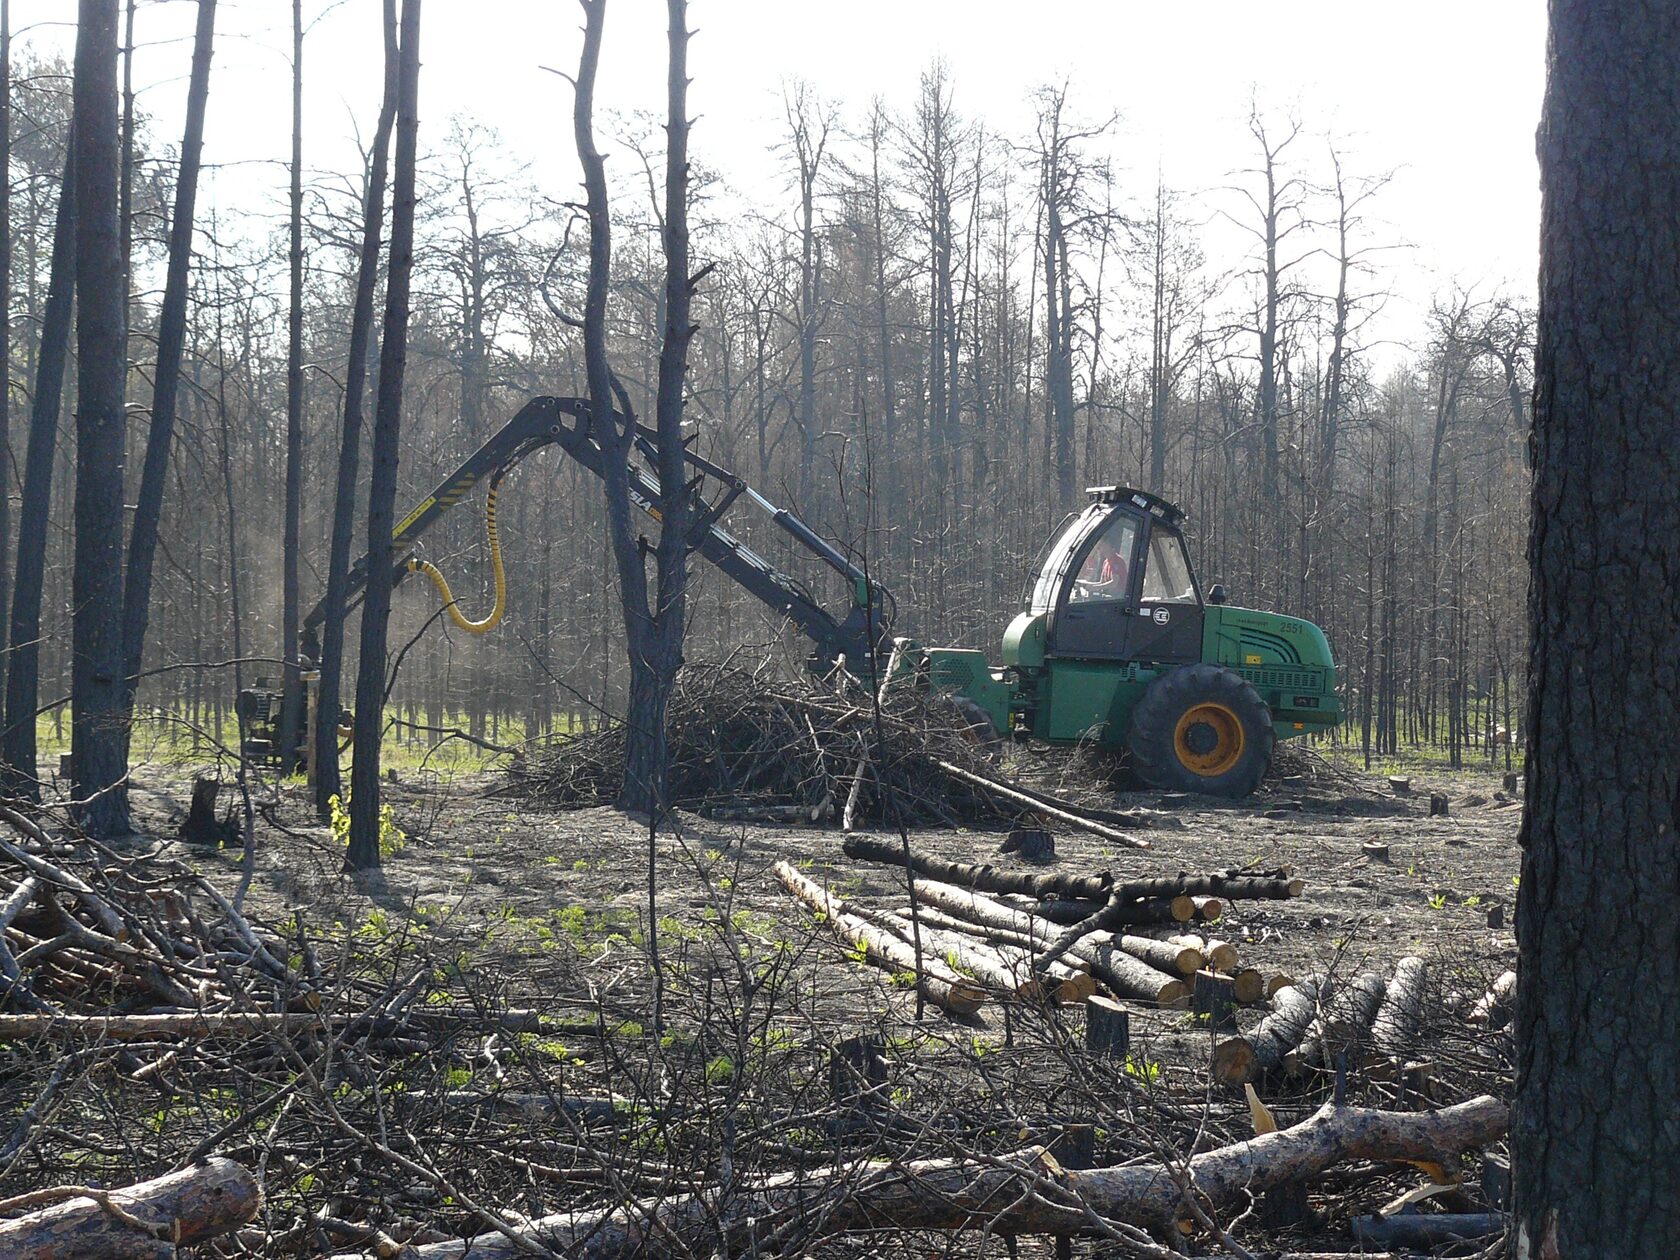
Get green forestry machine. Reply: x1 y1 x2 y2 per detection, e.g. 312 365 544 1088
239 397 1339 799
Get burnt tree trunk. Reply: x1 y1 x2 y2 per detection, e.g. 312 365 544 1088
120 0 215 724
277 0 304 772
313 0 398 818
1 147 73 796
70 0 129 837
346 0 420 871
1514 3 1680 1255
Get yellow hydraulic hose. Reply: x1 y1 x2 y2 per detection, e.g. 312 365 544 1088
406 478 507 633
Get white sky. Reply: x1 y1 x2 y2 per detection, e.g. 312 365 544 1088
14 0 1546 349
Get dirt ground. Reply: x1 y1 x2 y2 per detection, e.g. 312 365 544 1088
130 743 1522 1055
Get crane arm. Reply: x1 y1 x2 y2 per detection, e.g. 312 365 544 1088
302 396 892 671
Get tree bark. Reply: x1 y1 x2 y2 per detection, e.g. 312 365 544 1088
1515 5 1680 1254
346 0 421 871
1212 978 1320 1085
70 0 129 838
313 0 398 817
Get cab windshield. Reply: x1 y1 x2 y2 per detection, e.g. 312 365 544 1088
1069 514 1139 603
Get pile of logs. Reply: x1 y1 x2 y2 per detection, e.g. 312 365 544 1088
0 804 299 1016
511 663 1153 842
775 838 1306 1017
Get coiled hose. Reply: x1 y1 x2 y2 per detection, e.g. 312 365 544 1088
405 475 507 633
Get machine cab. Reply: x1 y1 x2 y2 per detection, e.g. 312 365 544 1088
1025 487 1204 665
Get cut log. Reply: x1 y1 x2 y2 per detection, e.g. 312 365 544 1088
1351 1212 1504 1246
1231 968 1267 1006
878 912 1088 1003
1114 933 1202 977
839 838 1300 904
1191 895 1223 922
1372 956 1429 1061
327 1097 1508 1259
1265 973 1296 998
773 862 985 1016
843 836 1112 900
1467 969 1517 1029
1298 971 1387 1071
1212 980 1322 1085
0 1158 261 1259
1202 937 1240 973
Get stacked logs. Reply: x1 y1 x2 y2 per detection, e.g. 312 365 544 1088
776 839 1306 1017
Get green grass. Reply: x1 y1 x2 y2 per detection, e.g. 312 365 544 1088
32 706 587 778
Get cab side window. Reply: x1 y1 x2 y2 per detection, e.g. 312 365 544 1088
1141 531 1199 604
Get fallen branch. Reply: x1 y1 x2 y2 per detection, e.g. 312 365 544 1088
330 1096 1507 1259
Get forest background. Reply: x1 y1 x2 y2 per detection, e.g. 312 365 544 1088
2 0 1546 773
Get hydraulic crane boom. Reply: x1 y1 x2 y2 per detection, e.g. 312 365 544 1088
246 395 892 767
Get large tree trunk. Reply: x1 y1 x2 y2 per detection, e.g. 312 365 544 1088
346 0 420 871
69 0 129 838
120 0 215 723
1 146 73 796
312 0 398 818
1514 4 1680 1255
332 1097 1505 1260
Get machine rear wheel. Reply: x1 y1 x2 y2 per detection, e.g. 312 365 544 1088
1126 664 1273 797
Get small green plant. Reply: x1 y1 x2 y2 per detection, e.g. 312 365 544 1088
1428 892 1448 911
1123 1055 1161 1083
327 792 406 858
1465 894 1482 908
705 1055 735 1084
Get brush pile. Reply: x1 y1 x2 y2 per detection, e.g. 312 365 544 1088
511 662 1152 838
0 803 298 1017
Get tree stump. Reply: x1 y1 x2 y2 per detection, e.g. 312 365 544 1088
1388 775 1411 795
829 1034 887 1114
1502 771 1519 794
1193 969 1239 1031
179 776 234 848
1084 995 1130 1058
1429 793 1450 817
1000 827 1055 863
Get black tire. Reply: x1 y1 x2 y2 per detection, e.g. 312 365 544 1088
939 694 1003 753
1125 664 1274 798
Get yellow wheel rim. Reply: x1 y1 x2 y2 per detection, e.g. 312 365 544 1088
1173 703 1245 777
